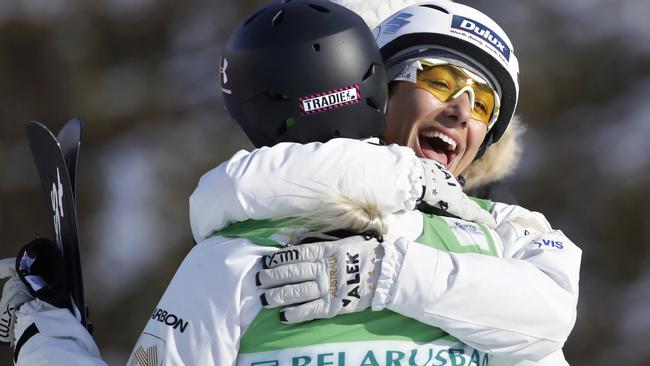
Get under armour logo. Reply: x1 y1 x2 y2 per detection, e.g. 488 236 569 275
220 58 228 85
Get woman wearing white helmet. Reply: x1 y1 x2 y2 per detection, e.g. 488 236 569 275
369 0 521 193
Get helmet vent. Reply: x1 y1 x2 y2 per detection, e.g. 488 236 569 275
271 10 284 27
419 4 449 14
306 3 330 13
366 97 379 111
312 43 320 52
244 8 265 26
362 64 376 82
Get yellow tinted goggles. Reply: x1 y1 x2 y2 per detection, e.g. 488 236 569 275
415 61 500 126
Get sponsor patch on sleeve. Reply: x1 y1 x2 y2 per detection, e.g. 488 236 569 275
299 84 361 115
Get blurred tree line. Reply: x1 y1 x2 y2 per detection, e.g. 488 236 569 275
0 0 649 364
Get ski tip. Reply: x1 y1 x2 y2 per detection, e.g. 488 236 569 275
25 121 57 140
59 117 84 142
65 117 84 131
25 120 48 131
72 118 84 140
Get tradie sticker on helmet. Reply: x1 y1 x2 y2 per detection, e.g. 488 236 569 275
299 84 361 116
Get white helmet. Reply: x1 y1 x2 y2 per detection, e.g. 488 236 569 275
373 0 520 156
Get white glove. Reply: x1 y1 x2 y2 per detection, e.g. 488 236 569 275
257 235 384 323
418 158 496 228
0 258 34 346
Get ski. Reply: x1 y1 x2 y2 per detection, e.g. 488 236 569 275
56 118 82 198
25 119 90 331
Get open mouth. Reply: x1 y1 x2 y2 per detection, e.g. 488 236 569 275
418 129 459 167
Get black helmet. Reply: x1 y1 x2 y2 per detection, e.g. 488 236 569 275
221 0 388 147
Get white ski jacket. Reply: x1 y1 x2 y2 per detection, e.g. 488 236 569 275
182 138 580 364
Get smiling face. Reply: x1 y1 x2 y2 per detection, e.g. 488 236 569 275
383 81 488 176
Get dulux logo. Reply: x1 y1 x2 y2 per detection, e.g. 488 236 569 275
451 15 511 61
383 12 413 34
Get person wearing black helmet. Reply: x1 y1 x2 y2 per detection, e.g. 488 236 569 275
188 1 581 365
220 0 387 148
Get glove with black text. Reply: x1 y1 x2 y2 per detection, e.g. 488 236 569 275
417 158 496 228
0 258 33 346
257 235 384 324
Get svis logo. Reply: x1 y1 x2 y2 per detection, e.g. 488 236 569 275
534 239 564 250
451 15 511 61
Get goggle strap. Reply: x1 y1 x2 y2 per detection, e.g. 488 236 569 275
393 63 419 83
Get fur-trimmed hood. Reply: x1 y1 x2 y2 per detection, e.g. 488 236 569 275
331 0 523 190
462 116 523 190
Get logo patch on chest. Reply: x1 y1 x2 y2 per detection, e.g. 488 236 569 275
444 217 491 252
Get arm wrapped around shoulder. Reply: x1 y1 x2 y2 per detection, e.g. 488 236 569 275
190 139 422 242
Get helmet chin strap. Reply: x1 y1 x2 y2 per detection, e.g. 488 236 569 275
457 175 466 187
474 133 493 160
